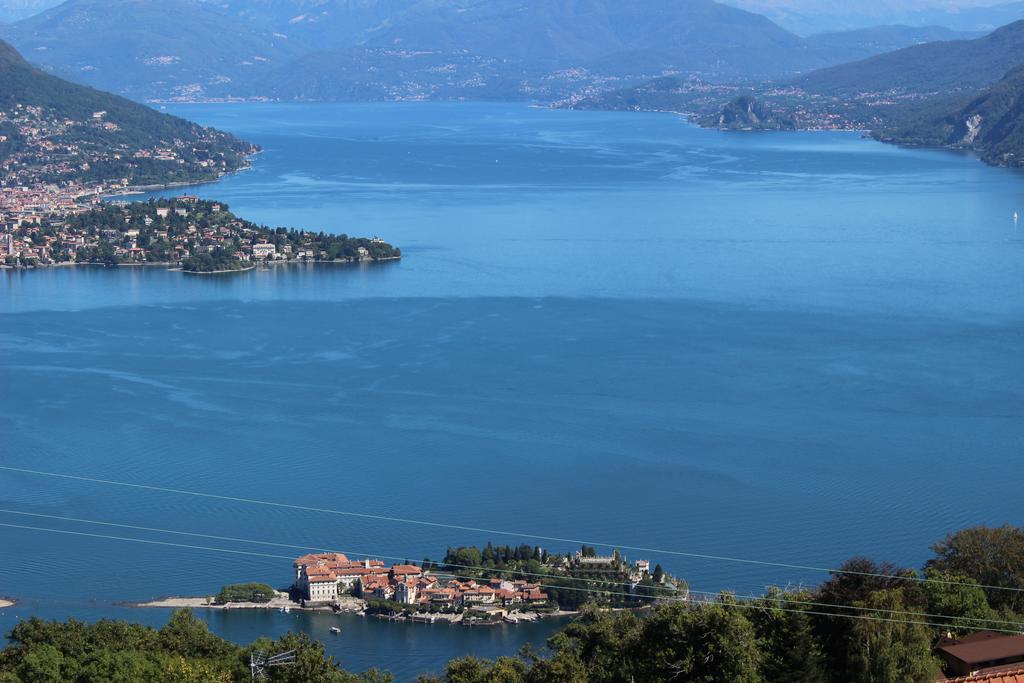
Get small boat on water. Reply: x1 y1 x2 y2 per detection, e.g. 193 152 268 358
330 626 341 634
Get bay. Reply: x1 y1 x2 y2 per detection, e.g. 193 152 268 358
1 102 1022 680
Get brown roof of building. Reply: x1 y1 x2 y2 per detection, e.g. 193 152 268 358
938 634 1024 666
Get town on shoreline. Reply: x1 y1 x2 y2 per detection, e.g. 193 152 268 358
2 196 400 273
135 543 689 628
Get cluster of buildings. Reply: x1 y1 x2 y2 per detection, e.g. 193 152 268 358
1 196 390 267
293 553 550 611
1 105 180 198
0 102 251 245
0 183 113 227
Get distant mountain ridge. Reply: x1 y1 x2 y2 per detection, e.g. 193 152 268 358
790 19 1024 96
721 0 1024 35
1 0 997 102
801 24 978 61
567 19 1024 126
1 0 302 101
0 0 61 23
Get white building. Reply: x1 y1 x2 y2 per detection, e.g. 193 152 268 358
252 243 277 259
396 581 418 605
307 575 339 604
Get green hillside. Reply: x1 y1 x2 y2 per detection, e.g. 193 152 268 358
875 65 1024 167
0 37 255 186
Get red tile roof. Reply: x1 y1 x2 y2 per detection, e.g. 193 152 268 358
390 565 422 575
308 574 337 584
942 668 1024 683
294 552 349 566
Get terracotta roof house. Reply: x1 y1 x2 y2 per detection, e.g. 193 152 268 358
940 667 1024 682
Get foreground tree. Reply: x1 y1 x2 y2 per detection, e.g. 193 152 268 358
841 589 939 683
748 588 826 683
919 568 1002 634
928 524 1024 613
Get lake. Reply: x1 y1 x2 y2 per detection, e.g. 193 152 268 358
1 102 1022 680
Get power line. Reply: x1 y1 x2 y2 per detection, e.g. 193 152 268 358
2 464 1020 596
1 510 1021 631
2 520 1022 636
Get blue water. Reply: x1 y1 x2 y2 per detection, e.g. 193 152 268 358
2 103 1023 679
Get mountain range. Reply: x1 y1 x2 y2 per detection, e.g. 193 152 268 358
0 0 59 22
1 0 302 101
791 19 1024 96
721 0 1024 35
0 0 1003 102
570 20 1024 118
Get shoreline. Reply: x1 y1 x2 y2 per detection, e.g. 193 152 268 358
134 594 365 613
3 256 401 272
106 152 260 198
133 594 577 626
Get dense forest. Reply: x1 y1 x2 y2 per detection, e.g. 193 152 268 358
1 524 1022 682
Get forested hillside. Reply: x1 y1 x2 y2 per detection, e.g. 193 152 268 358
791 19 1024 96
0 38 254 186
876 65 1024 167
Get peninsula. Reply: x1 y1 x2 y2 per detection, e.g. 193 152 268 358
2 196 400 272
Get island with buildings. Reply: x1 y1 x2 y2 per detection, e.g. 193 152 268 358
2 196 400 272
138 544 688 627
